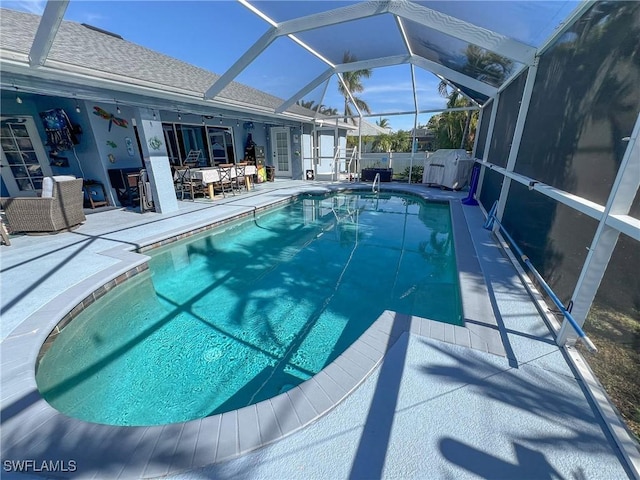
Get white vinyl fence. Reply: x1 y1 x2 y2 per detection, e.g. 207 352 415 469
358 152 430 173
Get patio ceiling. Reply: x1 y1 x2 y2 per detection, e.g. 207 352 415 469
25 0 587 124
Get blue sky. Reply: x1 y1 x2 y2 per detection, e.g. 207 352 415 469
4 1 578 131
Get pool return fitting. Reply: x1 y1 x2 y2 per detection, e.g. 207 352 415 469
484 201 597 353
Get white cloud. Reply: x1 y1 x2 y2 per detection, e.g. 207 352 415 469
79 12 107 25
2 1 105 24
364 82 415 95
3 0 46 15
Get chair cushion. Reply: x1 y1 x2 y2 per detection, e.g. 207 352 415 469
41 175 76 198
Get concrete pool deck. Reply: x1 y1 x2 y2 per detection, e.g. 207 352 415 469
1 180 638 479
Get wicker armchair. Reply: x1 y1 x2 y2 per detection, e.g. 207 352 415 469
4 178 86 233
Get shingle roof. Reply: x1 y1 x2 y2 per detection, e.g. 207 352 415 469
346 118 391 136
0 8 312 117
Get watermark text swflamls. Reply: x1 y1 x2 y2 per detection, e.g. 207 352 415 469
3 459 77 473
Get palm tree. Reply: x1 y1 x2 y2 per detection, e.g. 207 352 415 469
436 46 512 149
372 133 393 153
459 46 512 149
376 117 390 129
296 100 340 117
338 51 372 124
438 79 450 99
462 45 513 87
372 130 412 153
318 105 339 116
296 99 316 110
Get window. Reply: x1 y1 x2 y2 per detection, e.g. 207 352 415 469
162 124 180 166
207 127 235 165
176 124 209 166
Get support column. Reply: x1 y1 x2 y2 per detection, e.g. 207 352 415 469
408 64 419 184
557 113 640 345
135 109 178 214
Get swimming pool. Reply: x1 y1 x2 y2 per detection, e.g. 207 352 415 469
35 191 462 426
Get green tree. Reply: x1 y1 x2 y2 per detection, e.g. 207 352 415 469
296 99 317 110
296 100 339 117
463 45 513 87
372 130 412 153
318 105 339 116
427 95 470 150
338 51 372 124
376 117 390 129
372 133 392 153
435 46 512 150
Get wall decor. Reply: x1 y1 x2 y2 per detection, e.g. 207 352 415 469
49 155 69 167
125 137 135 156
39 108 77 153
148 136 163 150
93 106 128 132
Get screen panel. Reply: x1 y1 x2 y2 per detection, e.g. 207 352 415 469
514 2 640 206
478 167 502 212
502 181 598 303
485 71 526 168
473 102 493 160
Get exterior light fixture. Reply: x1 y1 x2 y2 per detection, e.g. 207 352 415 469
14 86 22 104
236 121 240 127
152 110 157 120
177 111 182 121
202 116 205 126
116 101 121 114
75 99 81 113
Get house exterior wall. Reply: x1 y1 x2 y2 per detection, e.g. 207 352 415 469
0 92 118 204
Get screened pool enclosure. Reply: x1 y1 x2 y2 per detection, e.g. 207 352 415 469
1 0 638 462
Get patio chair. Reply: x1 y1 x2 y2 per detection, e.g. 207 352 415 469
214 164 235 197
183 149 202 168
4 176 86 233
174 166 206 200
234 162 249 192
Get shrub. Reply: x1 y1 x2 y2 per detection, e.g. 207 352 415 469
401 165 423 183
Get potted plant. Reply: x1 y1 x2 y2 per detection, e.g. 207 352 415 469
362 158 393 182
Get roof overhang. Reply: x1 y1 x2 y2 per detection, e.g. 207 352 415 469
1 54 322 125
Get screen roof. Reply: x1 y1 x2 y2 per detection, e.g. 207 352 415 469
5 0 583 130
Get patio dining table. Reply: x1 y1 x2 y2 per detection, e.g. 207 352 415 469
189 164 256 198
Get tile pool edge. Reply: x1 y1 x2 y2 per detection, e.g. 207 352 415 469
1 186 507 478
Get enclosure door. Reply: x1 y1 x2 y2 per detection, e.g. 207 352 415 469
270 127 291 177
0 116 52 197
315 129 336 176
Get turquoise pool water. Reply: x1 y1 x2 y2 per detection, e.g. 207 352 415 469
36 192 462 426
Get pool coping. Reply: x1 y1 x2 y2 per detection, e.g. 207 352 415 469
1 186 505 478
